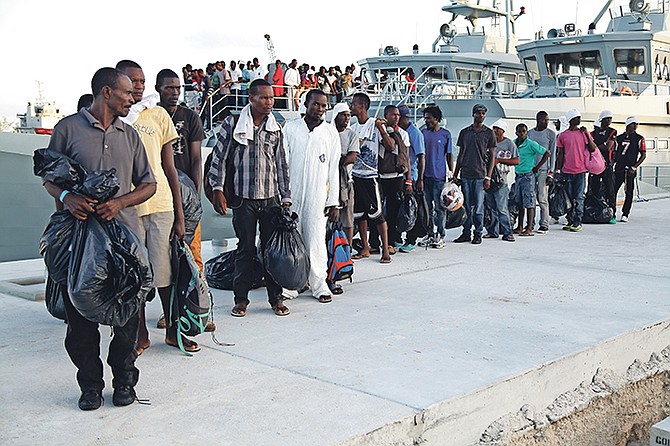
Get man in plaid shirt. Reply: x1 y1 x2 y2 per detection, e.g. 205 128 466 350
208 79 292 317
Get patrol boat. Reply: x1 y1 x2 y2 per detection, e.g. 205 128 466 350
355 0 670 170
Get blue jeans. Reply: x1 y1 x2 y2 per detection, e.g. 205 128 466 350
424 178 446 237
484 183 512 238
461 178 485 236
564 172 586 226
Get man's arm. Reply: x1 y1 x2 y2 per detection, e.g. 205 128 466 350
161 141 185 240
188 113 205 193
274 130 291 207
375 120 396 152
44 181 96 220
484 145 496 190
208 117 232 215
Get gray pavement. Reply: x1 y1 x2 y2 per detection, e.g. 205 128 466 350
1 196 669 446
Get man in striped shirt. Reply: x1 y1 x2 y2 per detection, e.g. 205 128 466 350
208 79 292 317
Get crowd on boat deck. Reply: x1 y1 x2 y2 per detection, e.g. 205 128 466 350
46 61 646 412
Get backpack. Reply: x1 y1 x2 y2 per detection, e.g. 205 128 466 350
326 221 354 283
169 239 212 354
378 130 409 175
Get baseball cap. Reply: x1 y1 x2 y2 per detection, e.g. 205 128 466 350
397 105 411 117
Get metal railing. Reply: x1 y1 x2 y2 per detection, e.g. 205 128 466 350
639 165 670 190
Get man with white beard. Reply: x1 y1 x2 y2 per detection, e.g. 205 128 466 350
282 89 341 303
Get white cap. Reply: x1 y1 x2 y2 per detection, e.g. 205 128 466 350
330 102 350 124
594 118 602 128
625 116 639 126
565 108 581 123
599 109 613 120
491 119 507 133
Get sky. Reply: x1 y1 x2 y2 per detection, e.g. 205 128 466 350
0 0 623 121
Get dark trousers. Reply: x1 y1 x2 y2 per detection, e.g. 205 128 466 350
232 198 283 306
370 176 404 248
588 165 616 212
62 290 139 392
614 168 636 217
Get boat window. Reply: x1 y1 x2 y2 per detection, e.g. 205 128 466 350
498 72 517 94
523 57 541 84
658 139 669 150
423 67 449 82
614 49 646 76
455 68 482 86
647 139 656 150
544 51 603 77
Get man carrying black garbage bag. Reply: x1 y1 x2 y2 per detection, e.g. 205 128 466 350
43 67 156 411
208 79 292 317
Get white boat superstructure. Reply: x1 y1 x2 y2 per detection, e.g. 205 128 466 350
15 83 63 135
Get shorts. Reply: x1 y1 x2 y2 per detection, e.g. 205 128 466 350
341 183 355 228
515 172 536 209
138 211 174 288
353 176 384 224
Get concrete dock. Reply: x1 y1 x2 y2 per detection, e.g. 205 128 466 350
1 196 669 446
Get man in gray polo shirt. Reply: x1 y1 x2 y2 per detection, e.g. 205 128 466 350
44 67 156 411
527 110 556 233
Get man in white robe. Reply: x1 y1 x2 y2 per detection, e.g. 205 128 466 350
282 89 341 302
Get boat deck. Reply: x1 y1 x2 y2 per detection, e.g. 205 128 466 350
1 195 669 445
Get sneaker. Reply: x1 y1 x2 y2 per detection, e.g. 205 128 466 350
156 314 166 329
78 389 103 411
453 233 471 243
550 217 560 225
472 234 482 245
608 218 617 224
113 386 137 407
537 226 549 234
399 243 416 253
570 225 583 232
621 215 628 223
393 241 405 250
562 225 573 231
431 237 446 249
417 235 432 247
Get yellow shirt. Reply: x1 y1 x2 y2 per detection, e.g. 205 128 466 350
133 107 179 217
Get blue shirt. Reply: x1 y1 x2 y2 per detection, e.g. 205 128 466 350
422 127 452 180
405 123 425 181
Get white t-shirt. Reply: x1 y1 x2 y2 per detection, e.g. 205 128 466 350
285 68 300 87
351 118 381 179
229 67 242 90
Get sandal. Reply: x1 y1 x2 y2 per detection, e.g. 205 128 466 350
328 283 343 295
520 231 534 237
317 295 333 303
231 304 248 317
387 246 396 255
271 303 290 316
135 340 150 356
502 235 516 242
483 234 498 239
352 252 370 260
165 337 200 353
379 256 392 264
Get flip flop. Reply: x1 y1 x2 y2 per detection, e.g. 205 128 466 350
520 231 535 237
135 341 150 356
165 337 200 353
231 304 248 317
380 256 392 264
352 252 370 260
271 303 290 316
317 295 333 303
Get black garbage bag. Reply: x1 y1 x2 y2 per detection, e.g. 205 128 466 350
583 193 614 224
39 210 77 285
205 249 265 291
549 176 572 219
45 276 67 321
77 169 120 202
67 216 153 327
33 149 87 190
177 170 203 244
263 207 310 290
396 192 417 233
169 239 211 345
414 191 431 237
445 206 467 229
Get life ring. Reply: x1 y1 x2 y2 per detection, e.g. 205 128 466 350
620 86 633 96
